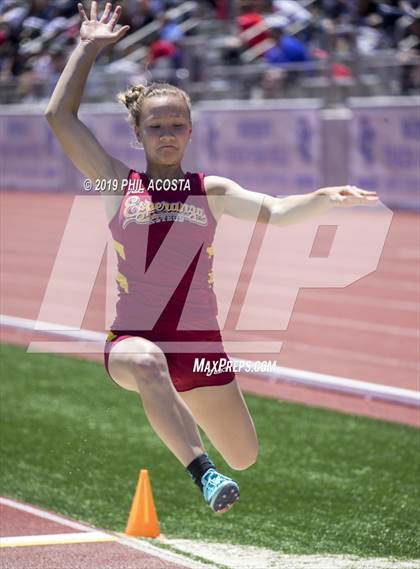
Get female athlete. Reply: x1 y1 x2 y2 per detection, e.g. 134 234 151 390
45 2 379 515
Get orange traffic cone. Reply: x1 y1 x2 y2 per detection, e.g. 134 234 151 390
125 469 160 538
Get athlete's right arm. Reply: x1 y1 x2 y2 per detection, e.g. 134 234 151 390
44 2 131 218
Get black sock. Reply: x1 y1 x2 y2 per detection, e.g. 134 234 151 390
186 453 215 492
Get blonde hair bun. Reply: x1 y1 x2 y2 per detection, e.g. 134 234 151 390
116 85 145 110
116 82 191 126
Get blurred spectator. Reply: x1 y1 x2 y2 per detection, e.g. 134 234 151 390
265 25 311 64
322 0 351 22
1 0 419 102
144 8 184 73
237 0 269 48
149 38 179 64
146 24 182 75
26 0 54 19
213 0 227 19
220 35 242 65
118 0 156 31
0 4 28 31
270 0 312 26
252 66 287 98
20 43 68 100
32 44 67 84
158 11 184 42
398 12 420 92
356 19 386 52
263 23 312 93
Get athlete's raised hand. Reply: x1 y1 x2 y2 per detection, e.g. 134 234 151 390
314 185 379 207
77 1 130 48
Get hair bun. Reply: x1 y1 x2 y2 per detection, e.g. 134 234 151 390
117 82 192 127
116 85 145 109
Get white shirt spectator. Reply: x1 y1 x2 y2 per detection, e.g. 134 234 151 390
272 0 312 25
1 6 28 29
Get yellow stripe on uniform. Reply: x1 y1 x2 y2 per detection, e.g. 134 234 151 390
0 531 117 548
116 271 129 293
114 240 126 260
106 330 118 343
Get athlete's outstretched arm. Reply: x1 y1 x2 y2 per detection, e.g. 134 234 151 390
205 176 379 227
44 2 130 199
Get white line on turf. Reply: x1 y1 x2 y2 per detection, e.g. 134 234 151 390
117 534 217 569
1 313 419 407
1 499 416 568
158 539 420 569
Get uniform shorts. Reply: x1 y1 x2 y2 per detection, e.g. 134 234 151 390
104 328 235 392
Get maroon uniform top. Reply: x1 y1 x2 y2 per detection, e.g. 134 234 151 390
108 169 219 335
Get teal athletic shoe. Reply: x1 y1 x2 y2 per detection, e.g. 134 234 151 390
201 468 240 514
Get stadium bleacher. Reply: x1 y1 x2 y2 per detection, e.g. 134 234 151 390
0 0 419 104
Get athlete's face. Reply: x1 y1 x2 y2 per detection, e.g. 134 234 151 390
135 95 192 166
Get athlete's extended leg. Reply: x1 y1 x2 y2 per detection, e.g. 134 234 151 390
179 378 259 471
108 337 205 467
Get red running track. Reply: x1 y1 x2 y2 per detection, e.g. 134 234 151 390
0 498 205 569
0 191 419 426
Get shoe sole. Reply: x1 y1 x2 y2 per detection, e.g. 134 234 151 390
210 482 240 514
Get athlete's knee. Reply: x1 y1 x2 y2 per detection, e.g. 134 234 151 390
130 351 168 386
229 455 258 471
109 338 169 389
226 444 259 471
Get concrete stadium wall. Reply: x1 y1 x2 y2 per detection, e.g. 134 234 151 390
0 98 418 210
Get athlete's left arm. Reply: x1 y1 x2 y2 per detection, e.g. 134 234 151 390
205 176 379 226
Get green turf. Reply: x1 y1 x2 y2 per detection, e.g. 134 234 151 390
1 343 419 559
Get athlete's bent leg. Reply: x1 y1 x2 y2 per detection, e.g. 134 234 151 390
108 337 205 467
179 378 259 471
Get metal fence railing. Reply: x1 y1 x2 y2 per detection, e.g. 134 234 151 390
1 54 417 106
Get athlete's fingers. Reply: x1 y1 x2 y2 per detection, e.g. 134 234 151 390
346 187 379 201
340 194 378 206
118 25 131 38
348 186 373 195
111 25 130 40
341 185 360 195
346 186 377 196
108 4 122 29
358 191 379 200
90 0 98 20
77 3 88 22
338 186 370 199
100 1 112 23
